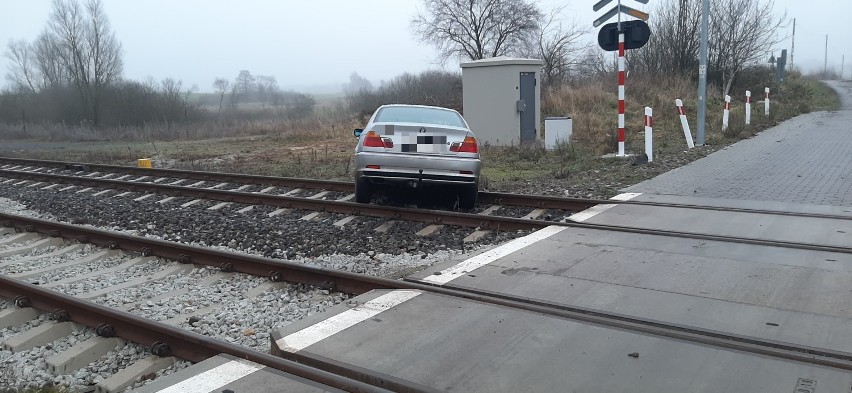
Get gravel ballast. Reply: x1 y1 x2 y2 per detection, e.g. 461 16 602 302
0 177 522 390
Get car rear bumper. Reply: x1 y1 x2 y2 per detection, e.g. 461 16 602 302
355 152 480 185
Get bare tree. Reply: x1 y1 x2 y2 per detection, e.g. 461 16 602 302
412 0 542 62
4 40 39 92
32 32 68 88
531 6 589 88
43 0 123 125
343 72 372 95
709 0 787 95
213 77 229 120
255 75 278 108
234 70 255 96
630 0 701 76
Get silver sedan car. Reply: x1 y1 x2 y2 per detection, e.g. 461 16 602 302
353 104 482 209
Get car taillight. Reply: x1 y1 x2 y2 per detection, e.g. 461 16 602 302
362 131 384 147
450 136 478 153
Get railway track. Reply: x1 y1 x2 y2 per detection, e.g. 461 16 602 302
3 213 852 393
1 156 850 221
1 165 850 255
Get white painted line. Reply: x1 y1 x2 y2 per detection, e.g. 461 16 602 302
422 225 568 285
566 192 642 222
277 290 421 353
154 360 263 393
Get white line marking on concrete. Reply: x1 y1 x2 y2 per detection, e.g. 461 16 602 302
276 290 421 352
566 192 642 222
153 360 263 393
422 225 567 285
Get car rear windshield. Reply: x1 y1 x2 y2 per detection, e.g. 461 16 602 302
374 106 466 128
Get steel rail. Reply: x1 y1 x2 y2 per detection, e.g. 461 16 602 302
2 156 850 221
0 157 353 192
3 214 852 373
2 169 851 254
0 278 418 393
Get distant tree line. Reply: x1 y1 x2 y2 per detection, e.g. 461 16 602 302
343 71 462 118
205 70 315 122
1 0 315 133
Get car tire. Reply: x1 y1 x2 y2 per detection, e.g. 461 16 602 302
457 184 478 210
355 176 372 204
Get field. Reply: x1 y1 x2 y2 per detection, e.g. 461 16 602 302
0 75 840 199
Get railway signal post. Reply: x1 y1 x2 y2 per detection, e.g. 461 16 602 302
593 0 651 157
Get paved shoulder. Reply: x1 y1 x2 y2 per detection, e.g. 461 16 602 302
625 81 852 206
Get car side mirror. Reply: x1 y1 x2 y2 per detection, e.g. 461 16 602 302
354 128 364 138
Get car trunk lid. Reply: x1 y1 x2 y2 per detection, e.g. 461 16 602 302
374 123 473 156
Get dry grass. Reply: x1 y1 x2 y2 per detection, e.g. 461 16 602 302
541 72 837 155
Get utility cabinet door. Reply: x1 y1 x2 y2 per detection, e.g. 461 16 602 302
519 72 536 143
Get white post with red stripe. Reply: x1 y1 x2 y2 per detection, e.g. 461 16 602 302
722 95 731 130
745 90 752 125
675 99 695 148
617 32 626 156
644 106 653 162
764 87 770 115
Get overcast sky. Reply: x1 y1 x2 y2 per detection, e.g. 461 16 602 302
1 0 849 93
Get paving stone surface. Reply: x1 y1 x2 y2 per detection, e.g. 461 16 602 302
625 80 852 206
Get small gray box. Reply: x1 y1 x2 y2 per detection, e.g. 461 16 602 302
545 116 573 150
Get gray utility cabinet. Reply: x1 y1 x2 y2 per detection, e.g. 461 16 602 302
460 57 543 146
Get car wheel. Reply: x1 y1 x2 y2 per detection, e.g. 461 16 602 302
355 176 372 203
457 184 478 210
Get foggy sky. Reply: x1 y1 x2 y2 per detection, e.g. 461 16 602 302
1 0 849 93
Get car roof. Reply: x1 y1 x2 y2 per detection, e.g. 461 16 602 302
376 104 459 113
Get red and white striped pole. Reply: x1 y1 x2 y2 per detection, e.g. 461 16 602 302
745 90 752 125
617 32 626 156
675 99 695 148
722 95 731 130
764 87 770 115
644 106 653 162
